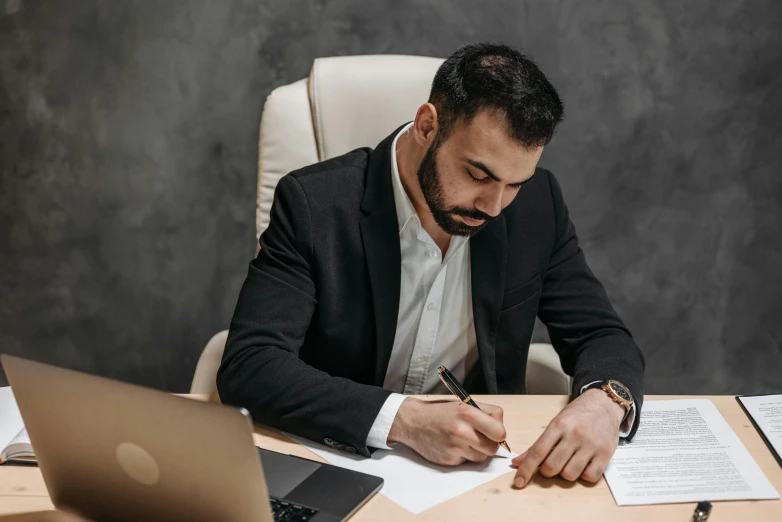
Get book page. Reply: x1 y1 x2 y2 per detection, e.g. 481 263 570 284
8 428 32 447
3 427 34 462
0 387 25 459
738 394 782 465
604 399 779 505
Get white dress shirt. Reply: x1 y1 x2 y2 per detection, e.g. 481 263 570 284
366 123 479 449
365 123 634 449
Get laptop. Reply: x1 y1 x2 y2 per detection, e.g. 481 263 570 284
1 354 383 522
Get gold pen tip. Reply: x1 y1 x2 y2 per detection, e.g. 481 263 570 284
437 365 445 373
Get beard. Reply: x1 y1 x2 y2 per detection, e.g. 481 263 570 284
416 138 498 237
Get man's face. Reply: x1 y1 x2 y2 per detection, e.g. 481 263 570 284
417 109 544 237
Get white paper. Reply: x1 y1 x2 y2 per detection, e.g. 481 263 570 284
738 394 782 462
287 433 517 514
0 387 25 454
604 399 779 506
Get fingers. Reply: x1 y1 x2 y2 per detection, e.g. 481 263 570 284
511 423 616 486
475 401 504 421
513 426 562 487
539 440 574 478
459 404 506 442
461 445 491 463
448 417 500 457
560 448 592 482
513 444 607 483
466 429 500 456
581 454 610 483
511 450 527 468
437 438 491 466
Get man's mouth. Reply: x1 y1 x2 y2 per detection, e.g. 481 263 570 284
461 216 485 226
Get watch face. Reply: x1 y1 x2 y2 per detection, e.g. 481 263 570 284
610 381 632 402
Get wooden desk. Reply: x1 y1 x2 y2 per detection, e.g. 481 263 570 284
1 395 780 521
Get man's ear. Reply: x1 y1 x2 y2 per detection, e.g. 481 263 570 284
412 103 439 147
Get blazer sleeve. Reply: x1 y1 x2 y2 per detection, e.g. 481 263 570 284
536 170 645 440
216 174 392 457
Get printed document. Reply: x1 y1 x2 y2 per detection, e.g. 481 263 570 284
604 399 779 505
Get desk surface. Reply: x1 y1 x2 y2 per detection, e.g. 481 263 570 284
0 395 780 521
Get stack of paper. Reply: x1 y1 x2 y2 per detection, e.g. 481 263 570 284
604 399 779 506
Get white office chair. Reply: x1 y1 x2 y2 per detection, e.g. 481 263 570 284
191 55 571 396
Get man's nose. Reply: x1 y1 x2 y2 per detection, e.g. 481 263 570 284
475 187 504 218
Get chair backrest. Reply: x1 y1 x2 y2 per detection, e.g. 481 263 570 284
201 54 571 397
256 54 443 240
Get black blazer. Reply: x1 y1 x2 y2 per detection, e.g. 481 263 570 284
217 125 645 457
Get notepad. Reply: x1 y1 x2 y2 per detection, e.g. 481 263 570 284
287 433 517 514
0 387 35 464
737 394 782 467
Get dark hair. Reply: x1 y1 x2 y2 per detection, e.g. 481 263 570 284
429 42 564 149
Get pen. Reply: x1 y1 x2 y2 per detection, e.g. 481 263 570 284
437 365 511 453
691 501 712 522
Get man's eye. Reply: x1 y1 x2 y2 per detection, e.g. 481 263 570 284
466 168 489 184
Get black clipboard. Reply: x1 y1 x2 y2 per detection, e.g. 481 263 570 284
736 394 782 468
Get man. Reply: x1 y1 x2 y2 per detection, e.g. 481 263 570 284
218 43 644 488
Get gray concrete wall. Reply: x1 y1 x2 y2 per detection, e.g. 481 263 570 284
1 1 780 393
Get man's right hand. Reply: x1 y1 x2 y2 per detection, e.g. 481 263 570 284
387 398 507 465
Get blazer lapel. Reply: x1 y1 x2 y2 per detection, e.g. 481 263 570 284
360 127 406 386
469 216 508 394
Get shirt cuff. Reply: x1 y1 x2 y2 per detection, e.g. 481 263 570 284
619 402 636 439
579 380 635 439
366 393 408 449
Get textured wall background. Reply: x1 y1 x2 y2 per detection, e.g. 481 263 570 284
1 0 780 393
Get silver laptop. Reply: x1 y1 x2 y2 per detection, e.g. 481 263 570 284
1 354 383 522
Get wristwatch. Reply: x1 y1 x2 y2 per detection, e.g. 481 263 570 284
584 380 634 419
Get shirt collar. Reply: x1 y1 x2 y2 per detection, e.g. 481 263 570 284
389 122 470 256
390 122 418 233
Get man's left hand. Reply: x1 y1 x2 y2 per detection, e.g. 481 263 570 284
512 388 625 487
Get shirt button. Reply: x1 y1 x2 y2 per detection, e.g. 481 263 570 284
427 250 438 258
426 303 435 311
415 356 426 365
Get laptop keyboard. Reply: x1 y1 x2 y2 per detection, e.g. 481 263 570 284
270 497 319 521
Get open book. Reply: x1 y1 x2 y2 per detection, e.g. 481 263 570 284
0 386 35 464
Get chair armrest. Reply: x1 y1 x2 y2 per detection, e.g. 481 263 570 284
526 342 571 395
190 330 229 395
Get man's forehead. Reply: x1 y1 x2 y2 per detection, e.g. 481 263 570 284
446 114 534 157
444 121 543 182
